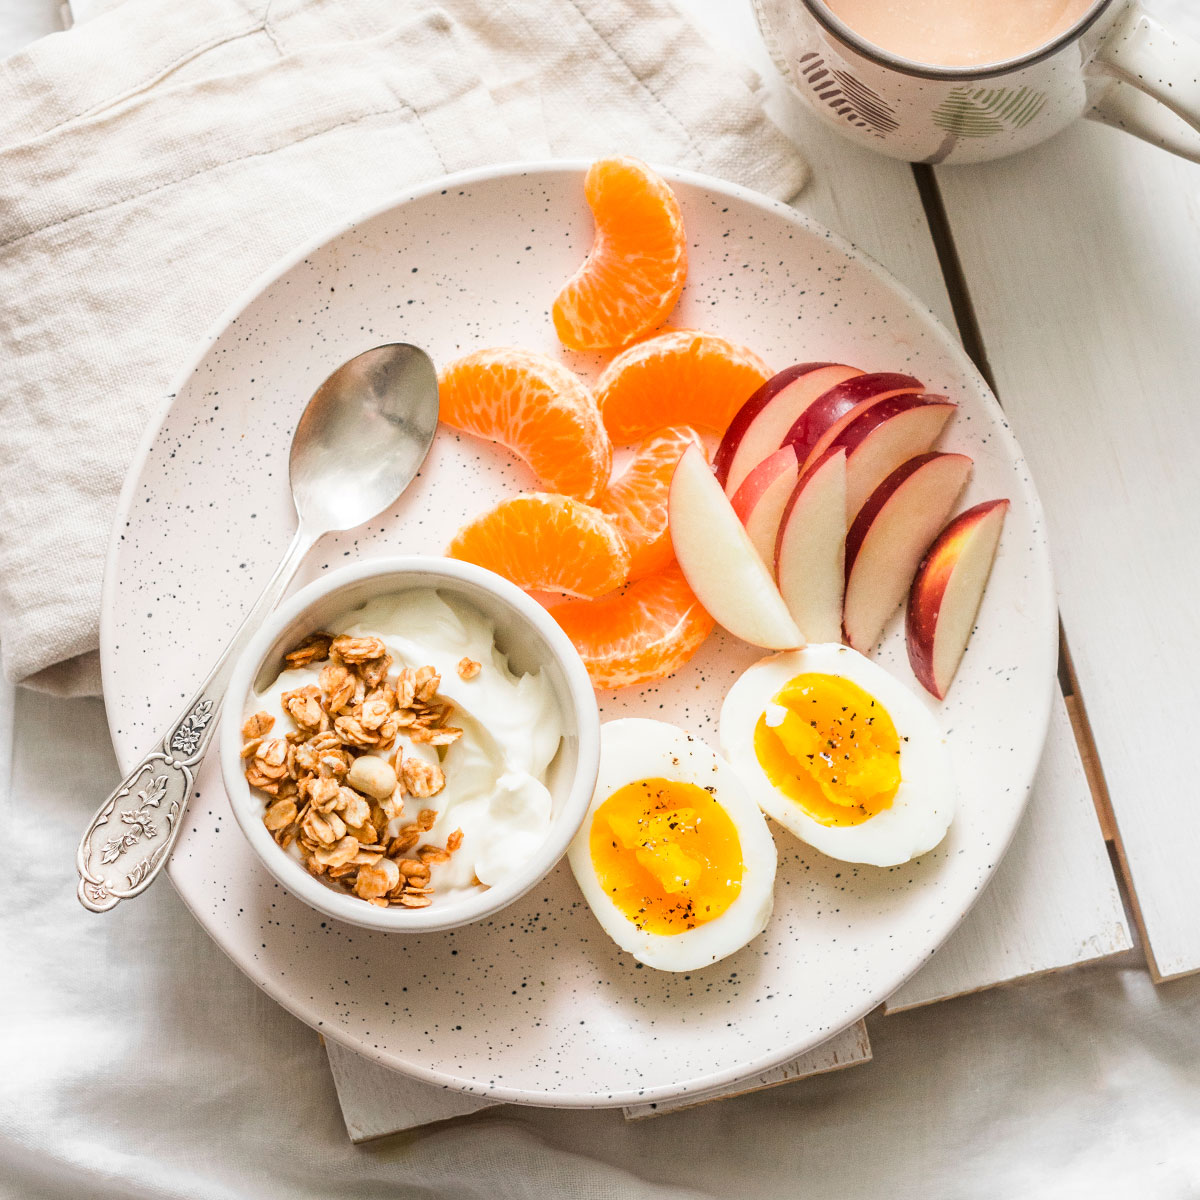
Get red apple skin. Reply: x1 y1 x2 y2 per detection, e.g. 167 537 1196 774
783 372 925 471
730 445 802 564
713 362 861 492
842 451 973 652
906 499 1010 699
829 393 956 517
830 393 953 453
773 444 845 568
845 452 955 578
845 452 925 576
730 445 801 522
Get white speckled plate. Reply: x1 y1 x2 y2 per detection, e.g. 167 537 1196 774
102 162 1055 1108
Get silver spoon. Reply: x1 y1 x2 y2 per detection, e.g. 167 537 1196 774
76 343 440 912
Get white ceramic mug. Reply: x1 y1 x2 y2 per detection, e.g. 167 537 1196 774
752 0 1200 163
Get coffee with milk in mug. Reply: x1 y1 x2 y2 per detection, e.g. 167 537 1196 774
822 0 1097 67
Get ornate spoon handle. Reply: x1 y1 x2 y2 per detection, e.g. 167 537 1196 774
76 691 220 911
77 529 314 912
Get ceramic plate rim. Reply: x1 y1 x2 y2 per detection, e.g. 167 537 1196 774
99 159 1057 1107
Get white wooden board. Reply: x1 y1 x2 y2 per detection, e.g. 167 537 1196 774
934 118 1200 979
325 1021 871 1138
325 1039 499 1142
621 1021 872 1120
886 690 1131 1011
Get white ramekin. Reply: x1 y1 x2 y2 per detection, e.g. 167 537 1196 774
219 556 599 932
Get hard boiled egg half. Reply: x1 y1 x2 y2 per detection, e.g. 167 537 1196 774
720 645 954 867
568 719 777 972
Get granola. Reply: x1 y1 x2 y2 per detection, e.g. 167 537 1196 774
244 632 470 907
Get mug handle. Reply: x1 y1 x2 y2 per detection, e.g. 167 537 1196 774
1087 3 1200 162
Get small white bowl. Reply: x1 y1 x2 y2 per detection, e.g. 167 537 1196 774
220 556 600 932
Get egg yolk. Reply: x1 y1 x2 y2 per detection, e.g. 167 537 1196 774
753 673 901 826
589 778 743 935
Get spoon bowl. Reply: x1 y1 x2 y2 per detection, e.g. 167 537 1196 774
290 343 439 533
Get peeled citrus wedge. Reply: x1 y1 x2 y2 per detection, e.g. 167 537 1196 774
596 425 703 580
546 565 714 690
596 330 772 443
438 348 612 501
447 493 630 599
552 157 687 352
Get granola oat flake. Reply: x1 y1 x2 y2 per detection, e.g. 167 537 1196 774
243 589 564 907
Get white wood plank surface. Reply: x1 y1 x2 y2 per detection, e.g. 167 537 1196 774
886 692 1131 1011
326 1021 871 1138
325 1040 499 1142
621 1021 872 1120
934 119 1200 979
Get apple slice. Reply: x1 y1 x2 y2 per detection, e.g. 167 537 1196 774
829 393 957 522
843 452 973 653
714 362 863 496
784 372 924 471
907 499 1010 699
774 447 847 645
669 444 804 650
730 445 801 564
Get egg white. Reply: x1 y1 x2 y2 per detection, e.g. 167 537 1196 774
568 719 777 972
719 645 955 867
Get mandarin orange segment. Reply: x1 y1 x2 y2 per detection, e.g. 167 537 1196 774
546 565 715 690
438 348 612 501
596 330 772 443
552 157 688 353
596 425 703 580
447 493 630 599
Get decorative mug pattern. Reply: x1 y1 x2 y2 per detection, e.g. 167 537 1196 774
753 0 1200 164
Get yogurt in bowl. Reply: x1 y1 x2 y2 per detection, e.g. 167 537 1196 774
248 590 564 902
220 557 599 932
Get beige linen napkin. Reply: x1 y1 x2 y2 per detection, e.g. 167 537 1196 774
0 0 808 695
